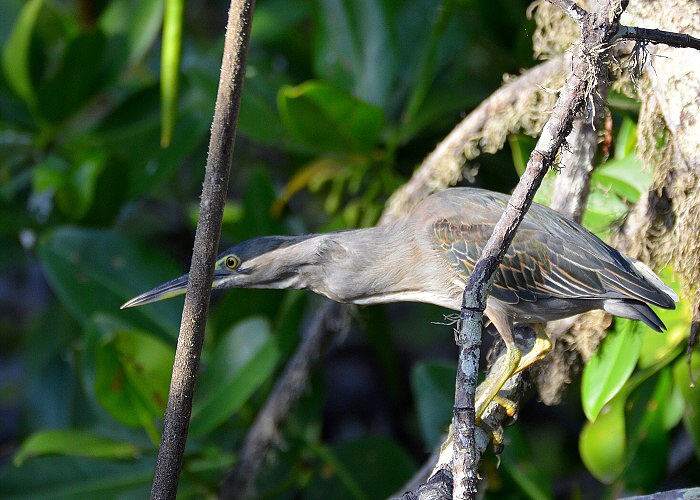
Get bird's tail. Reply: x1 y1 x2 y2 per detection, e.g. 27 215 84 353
631 259 679 305
603 299 666 332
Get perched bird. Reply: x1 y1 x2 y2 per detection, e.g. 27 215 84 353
122 187 678 418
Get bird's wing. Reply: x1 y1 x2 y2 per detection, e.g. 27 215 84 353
423 188 674 308
432 218 609 305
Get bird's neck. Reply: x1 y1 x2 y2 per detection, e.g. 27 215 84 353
300 222 454 308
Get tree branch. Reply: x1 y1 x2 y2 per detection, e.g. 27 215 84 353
150 1 255 498
614 25 700 50
451 1 627 497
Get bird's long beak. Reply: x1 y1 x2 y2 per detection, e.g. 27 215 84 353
121 271 234 309
121 273 190 309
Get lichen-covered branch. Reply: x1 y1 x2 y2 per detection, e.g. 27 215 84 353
450 1 627 497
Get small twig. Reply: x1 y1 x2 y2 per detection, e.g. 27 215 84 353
219 301 349 499
548 0 588 24
614 25 700 50
150 1 256 498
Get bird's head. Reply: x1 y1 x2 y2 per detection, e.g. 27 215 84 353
121 234 320 309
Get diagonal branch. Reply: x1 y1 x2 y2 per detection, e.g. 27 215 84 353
450 0 627 497
150 1 256 498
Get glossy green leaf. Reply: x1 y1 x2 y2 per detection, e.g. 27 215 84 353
0 455 153 499
35 29 107 122
13 429 140 465
312 0 395 107
622 369 671 490
509 134 536 177
2 0 43 105
160 0 184 147
579 392 627 484
278 80 384 153
592 155 650 204
581 188 629 236
673 351 700 453
581 319 642 422
411 361 455 447
37 227 183 338
190 317 280 436
32 152 106 221
94 328 174 441
99 0 164 68
305 437 415 500
614 116 638 160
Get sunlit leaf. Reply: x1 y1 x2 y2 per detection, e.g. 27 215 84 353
160 0 184 147
189 317 280 436
581 319 642 422
2 0 43 105
13 430 140 465
579 393 627 484
592 155 650 204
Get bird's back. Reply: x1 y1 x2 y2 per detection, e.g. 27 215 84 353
415 188 677 329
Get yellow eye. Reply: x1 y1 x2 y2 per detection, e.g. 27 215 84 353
225 255 240 269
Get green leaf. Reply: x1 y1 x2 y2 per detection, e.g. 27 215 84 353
305 437 415 500
622 369 671 490
94 328 174 442
312 0 396 106
13 430 140 466
0 456 154 499
614 116 638 160
508 134 536 177
278 80 384 154
35 29 107 122
37 227 183 338
581 319 642 422
579 392 627 484
189 317 280 436
500 426 553 500
160 0 184 147
99 0 163 69
2 0 43 106
673 351 700 454
411 361 455 447
32 152 106 220
592 155 650 204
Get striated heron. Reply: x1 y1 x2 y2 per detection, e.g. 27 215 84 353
122 187 678 419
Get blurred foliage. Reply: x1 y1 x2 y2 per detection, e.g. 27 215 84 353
0 0 696 498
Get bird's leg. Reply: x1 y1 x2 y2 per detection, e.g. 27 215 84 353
474 312 521 422
512 323 552 376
